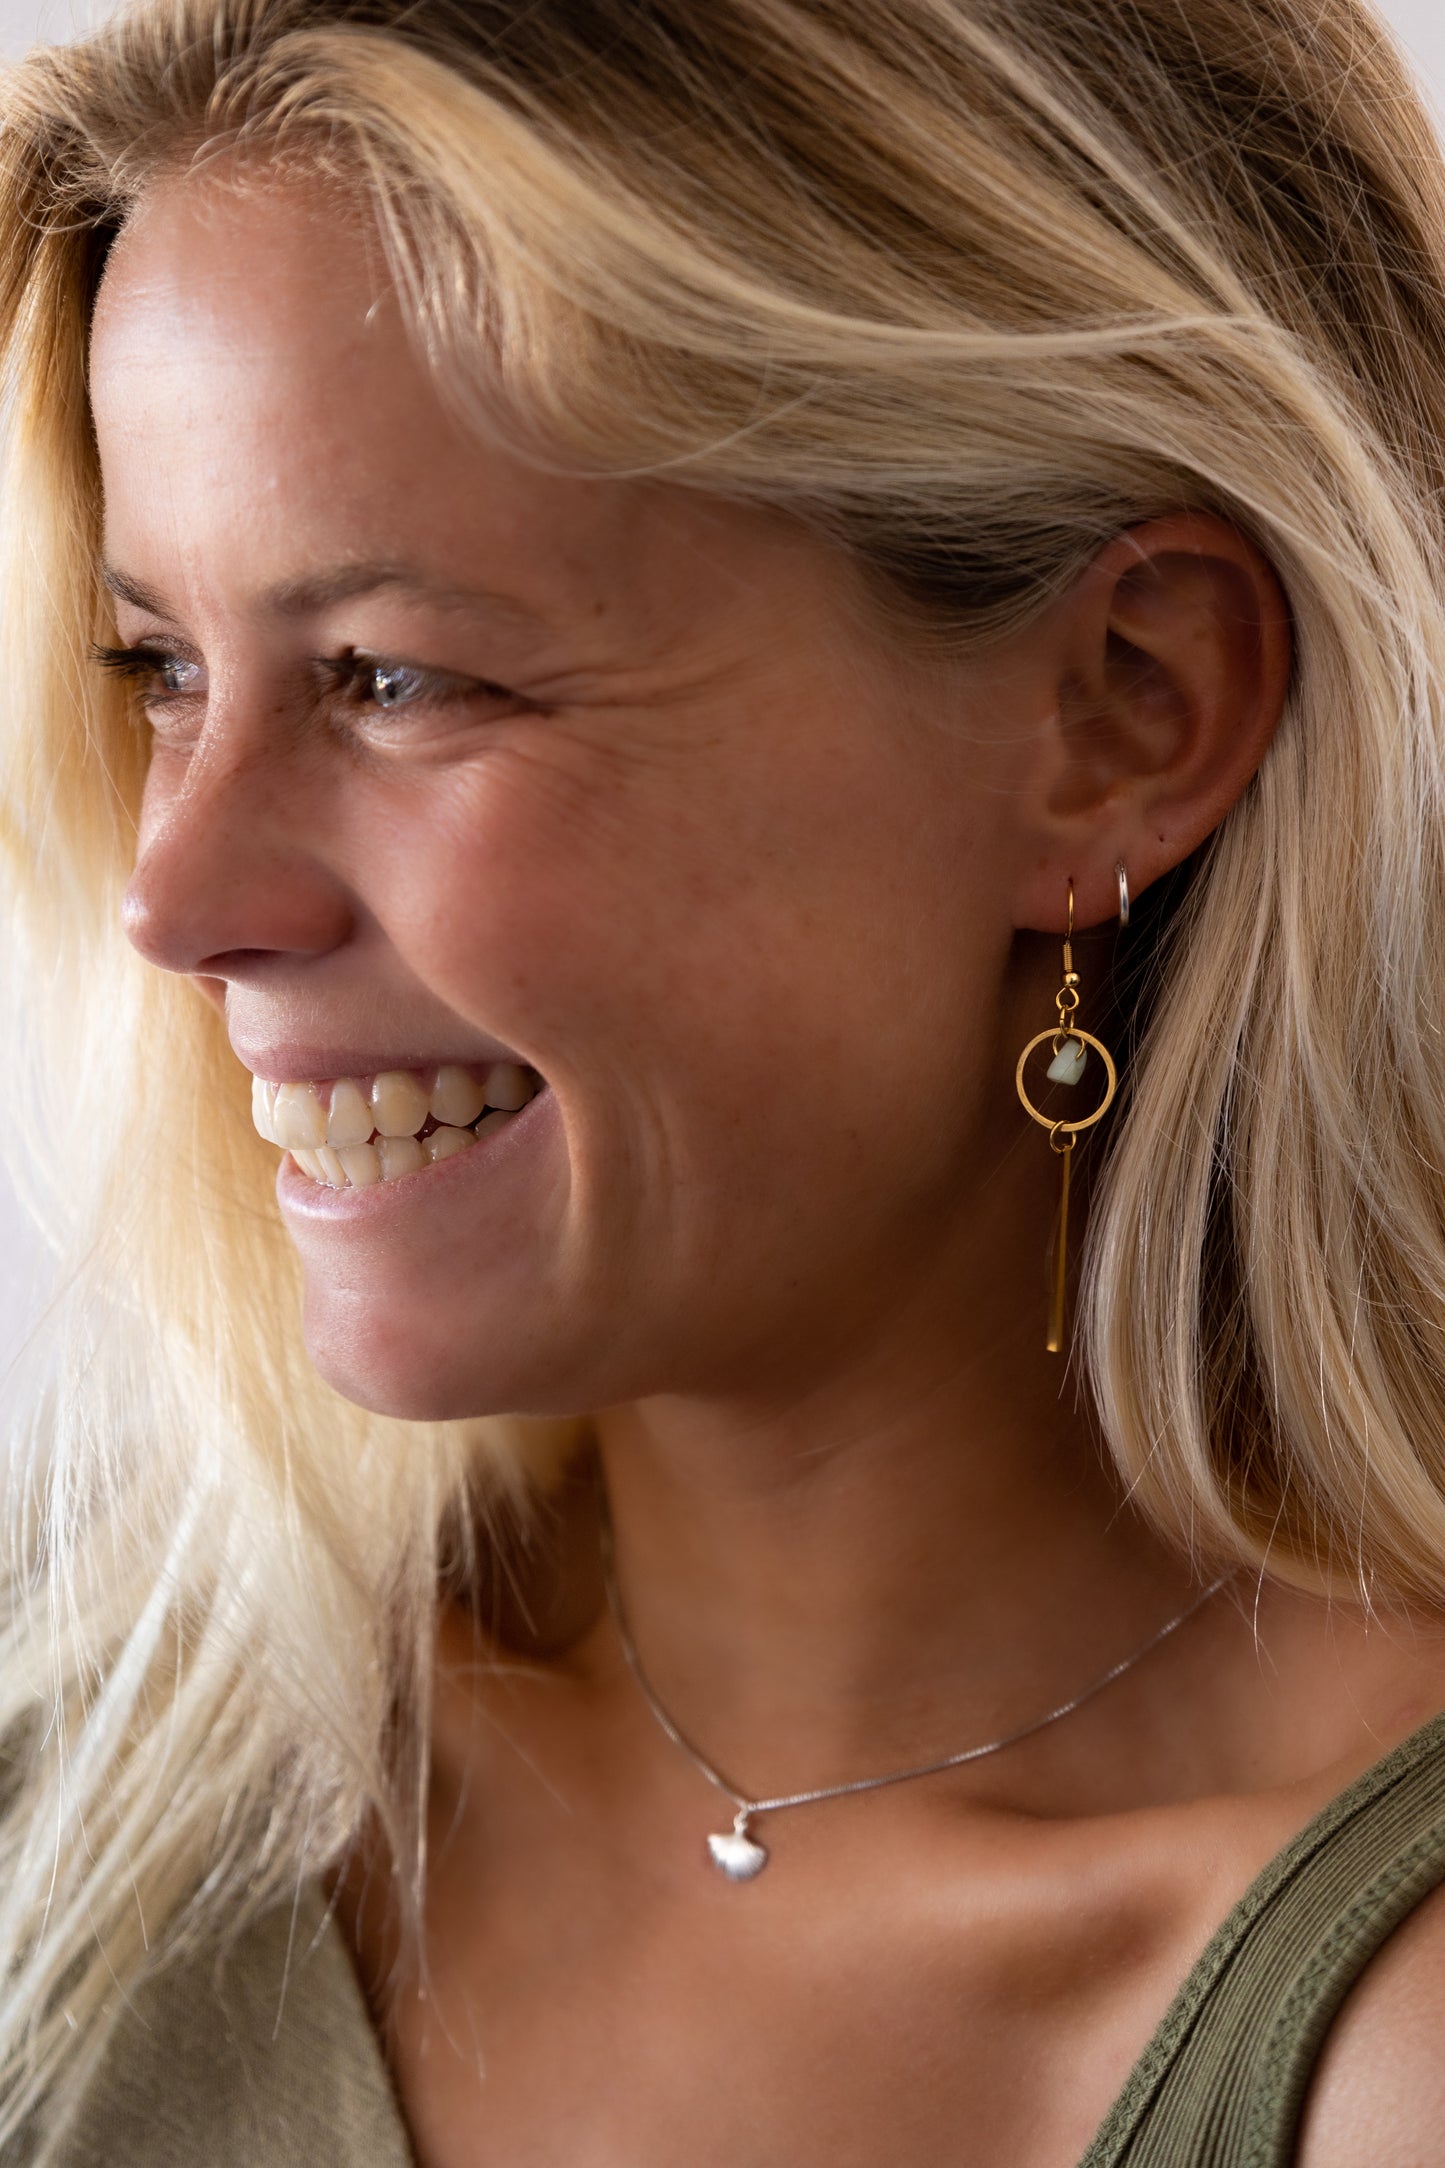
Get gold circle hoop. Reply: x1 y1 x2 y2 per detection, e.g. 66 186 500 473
1014 1029 1118 1137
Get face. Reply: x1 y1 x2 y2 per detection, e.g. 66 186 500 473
92 173 1041 1422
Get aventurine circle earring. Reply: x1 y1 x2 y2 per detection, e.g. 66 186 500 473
1015 879 1119 1353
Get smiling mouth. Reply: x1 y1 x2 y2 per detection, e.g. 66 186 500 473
251 1062 542 1190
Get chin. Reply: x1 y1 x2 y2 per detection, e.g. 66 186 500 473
298 1285 599 1424
306 1347 489 1423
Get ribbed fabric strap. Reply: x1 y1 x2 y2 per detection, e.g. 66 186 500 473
1080 1709 1445 2167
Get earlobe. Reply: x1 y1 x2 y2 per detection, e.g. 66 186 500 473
1014 512 1293 931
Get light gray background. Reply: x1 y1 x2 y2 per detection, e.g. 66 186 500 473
0 0 111 54
0 0 1443 1374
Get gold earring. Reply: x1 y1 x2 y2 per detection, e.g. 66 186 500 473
1014 880 1119 1353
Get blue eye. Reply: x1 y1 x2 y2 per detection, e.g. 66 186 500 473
336 651 514 719
367 660 429 709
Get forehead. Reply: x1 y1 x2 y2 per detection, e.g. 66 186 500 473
87 170 794 639
92 169 387 381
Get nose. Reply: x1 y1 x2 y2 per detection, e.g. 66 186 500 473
122 741 354 981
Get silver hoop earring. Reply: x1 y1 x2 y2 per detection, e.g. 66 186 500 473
1115 860 1131 927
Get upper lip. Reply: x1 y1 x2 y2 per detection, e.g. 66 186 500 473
232 1037 532 1084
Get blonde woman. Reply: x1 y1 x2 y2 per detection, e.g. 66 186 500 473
5 0 1445 2159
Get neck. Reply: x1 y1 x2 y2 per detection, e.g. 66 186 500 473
590 1290 1206 1797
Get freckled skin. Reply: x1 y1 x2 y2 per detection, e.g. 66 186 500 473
97 176 1072 1428
93 173 1445 2168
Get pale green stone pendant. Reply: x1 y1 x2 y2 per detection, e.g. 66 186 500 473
1046 1036 1088 1086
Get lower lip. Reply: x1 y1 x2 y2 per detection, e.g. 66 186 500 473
276 1085 554 1222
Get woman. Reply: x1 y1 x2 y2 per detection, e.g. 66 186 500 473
4 0 1445 2158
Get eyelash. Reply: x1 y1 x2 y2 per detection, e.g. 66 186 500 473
92 642 197 693
90 643 512 716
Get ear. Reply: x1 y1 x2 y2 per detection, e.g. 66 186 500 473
1009 513 1292 932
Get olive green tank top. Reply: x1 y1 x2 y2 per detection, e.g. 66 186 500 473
1081 1707 1445 2165
36 1709 1445 2166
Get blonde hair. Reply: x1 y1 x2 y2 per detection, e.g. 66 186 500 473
4 0 1445 2142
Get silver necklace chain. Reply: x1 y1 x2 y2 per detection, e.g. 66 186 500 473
601 1513 1236 1881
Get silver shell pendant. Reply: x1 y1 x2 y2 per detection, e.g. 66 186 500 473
707 1810 768 1881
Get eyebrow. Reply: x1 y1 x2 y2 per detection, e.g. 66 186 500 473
99 559 559 632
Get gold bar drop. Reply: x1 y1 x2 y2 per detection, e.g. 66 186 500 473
1046 1136 1073 1354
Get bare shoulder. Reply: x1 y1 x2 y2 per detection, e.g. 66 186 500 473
1296 1877 1445 2167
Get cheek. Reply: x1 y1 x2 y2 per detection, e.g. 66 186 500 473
361 740 826 1069
358 724 999 1177
363 753 684 1054
284 704 1010 1415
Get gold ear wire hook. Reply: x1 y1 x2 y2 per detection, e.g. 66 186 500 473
1061 879 1074 983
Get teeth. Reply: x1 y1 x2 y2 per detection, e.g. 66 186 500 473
252 1075 279 1144
273 1081 329 1151
336 1142 382 1188
314 1145 347 1189
253 1061 538 1189
423 1124 478 1163
327 1078 376 1149
484 1063 535 1112
377 1134 426 1182
429 1065 488 1128
371 1071 431 1138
